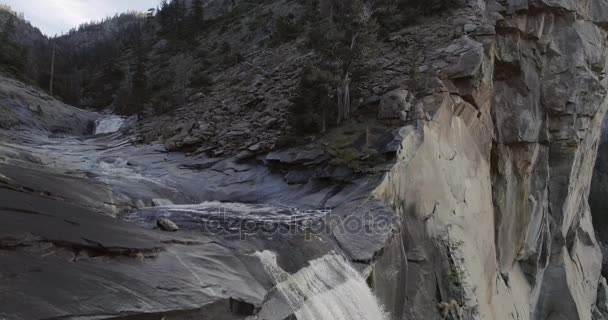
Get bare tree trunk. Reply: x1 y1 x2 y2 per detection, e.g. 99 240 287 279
49 43 56 95
182 79 187 104
336 72 351 125
335 32 357 125
365 123 370 148
322 106 327 133
343 72 350 120
336 84 343 125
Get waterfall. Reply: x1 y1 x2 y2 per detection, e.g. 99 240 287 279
94 115 125 134
255 251 387 320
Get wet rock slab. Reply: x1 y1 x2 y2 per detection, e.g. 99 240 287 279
0 161 392 319
0 188 272 319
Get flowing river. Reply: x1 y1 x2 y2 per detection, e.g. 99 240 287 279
0 110 388 320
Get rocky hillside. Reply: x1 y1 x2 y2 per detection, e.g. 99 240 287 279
0 5 45 46
0 7 49 84
13 0 459 157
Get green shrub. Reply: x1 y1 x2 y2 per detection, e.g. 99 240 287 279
373 0 458 36
288 65 334 135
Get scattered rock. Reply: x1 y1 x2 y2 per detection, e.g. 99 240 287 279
248 143 262 152
464 23 477 33
265 147 328 165
378 89 414 120
188 92 204 102
182 136 204 146
236 150 255 160
157 218 179 232
364 95 381 106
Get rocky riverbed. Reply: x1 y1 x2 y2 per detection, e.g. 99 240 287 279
0 76 395 320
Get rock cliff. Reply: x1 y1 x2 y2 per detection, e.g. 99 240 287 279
369 0 608 319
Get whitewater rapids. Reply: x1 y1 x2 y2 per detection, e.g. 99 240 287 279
94 115 125 134
255 250 388 320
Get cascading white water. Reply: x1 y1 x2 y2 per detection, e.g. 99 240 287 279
144 201 330 221
94 115 125 134
255 250 388 320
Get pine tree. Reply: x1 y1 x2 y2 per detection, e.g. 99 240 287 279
290 66 334 134
157 0 173 36
173 0 186 37
173 54 194 105
192 0 204 28
306 0 379 125
2 15 16 40
0 15 27 77
131 53 148 114
158 0 194 45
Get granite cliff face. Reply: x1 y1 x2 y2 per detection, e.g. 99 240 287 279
2 0 608 320
369 0 608 319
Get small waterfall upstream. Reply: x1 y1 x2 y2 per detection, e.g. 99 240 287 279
94 115 125 134
255 250 387 320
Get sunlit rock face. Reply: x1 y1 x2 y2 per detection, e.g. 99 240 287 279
370 1 608 319
491 2 606 320
373 100 496 320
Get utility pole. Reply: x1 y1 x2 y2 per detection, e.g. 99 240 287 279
49 42 56 95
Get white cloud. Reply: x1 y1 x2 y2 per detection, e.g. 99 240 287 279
1 0 159 36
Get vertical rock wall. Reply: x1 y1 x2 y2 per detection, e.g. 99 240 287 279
372 1 608 319
591 116 608 278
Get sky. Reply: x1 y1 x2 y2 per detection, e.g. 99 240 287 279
2 0 159 36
